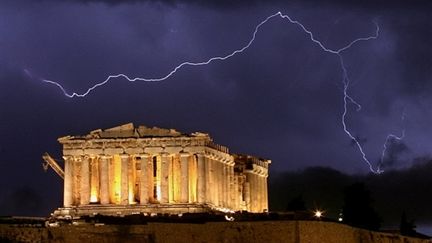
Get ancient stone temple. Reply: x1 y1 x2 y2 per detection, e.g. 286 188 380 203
50 123 270 217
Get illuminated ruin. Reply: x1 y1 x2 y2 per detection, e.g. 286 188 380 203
48 123 270 217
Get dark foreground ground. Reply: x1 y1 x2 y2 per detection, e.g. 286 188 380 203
0 214 431 243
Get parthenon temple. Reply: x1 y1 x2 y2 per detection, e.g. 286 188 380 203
51 123 270 217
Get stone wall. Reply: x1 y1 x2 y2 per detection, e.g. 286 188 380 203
1 221 430 243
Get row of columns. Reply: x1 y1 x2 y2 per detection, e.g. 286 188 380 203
63 152 234 209
243 171 268 213
63 151 267 212
204 154 237 210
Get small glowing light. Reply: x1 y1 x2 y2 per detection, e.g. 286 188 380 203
338 217 343 222
225 215 235 221
314 210 323 218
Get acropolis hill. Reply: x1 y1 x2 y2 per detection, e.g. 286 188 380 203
0 123 431 243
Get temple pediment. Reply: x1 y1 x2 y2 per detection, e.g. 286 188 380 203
68 123 190 139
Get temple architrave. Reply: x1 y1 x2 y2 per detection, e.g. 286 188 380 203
50 123 270 217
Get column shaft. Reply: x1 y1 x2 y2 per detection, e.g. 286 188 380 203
63 156 73 207
180 152 189 203
222 163 227 207
160 153 170 203
80 156 90 205
218 160 223 207
252 174 257 212
99 155 110 205
139 154 149 204
258 175 263 212
196 153 205 203
212 158 219 206
120 154 129 205
205 155 213 204
232 169 238 210
90 157 99 203
228 164 234 209
244 173 251 212
264 176 268 211
128 158 136 204
72 159 81 205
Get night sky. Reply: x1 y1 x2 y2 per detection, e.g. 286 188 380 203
1 0 432 233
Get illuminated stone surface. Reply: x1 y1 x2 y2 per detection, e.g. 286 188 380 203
54 123 271 217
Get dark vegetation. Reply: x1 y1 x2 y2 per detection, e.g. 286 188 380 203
269 160 432 232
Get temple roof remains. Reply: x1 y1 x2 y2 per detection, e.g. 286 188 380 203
59 123 209 140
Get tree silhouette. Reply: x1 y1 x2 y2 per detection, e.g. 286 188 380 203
342 183 381 230
286 195 307 211
400 211 416 236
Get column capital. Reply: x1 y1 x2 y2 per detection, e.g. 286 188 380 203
62 155 74 161
195 152 205 158
160 152 170 157
136 153 150 159
99 154 112 160
119 153 130 159
179 151 190 157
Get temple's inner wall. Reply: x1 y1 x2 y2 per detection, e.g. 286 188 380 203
58 124 271 214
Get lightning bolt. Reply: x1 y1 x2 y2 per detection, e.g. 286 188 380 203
377 110 407 172
32 11 392 173
377 130 406 172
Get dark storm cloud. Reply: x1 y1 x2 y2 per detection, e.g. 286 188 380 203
390 13 432 96
379 139 410 169
5 0 432 9
79 0 432 8
269 159 432 227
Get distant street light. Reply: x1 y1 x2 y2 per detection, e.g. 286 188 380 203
314 210 323 219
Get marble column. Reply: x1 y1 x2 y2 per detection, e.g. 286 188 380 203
128 157 136 204
222 163 227 207
212 157 219 206
252 173 258 212
255 174 260 212
172 155 181 202
90 156 99 203
180 152 189 203
244 173 251 211
228 164 234 209
263 175 268 211
139 154 150 204
218 160 223 207
99 155 110 205
63 156 73 207
196 153 205 203
160 152 170 203
232 169 238 210
80 156 90 205
120 154 129 205
72 158 81 205
257 174 262 212
204 155 212 204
